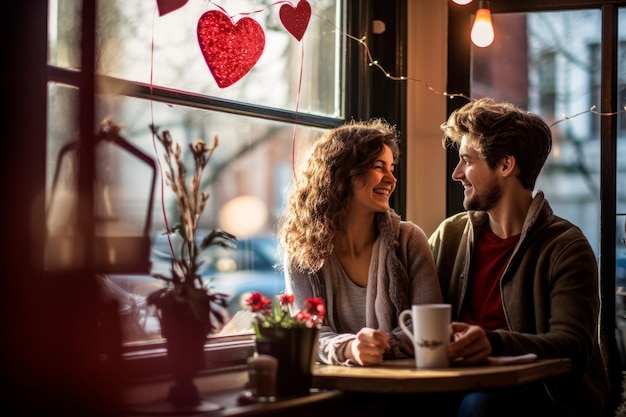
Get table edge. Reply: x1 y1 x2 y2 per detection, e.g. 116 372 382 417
311 358 572 393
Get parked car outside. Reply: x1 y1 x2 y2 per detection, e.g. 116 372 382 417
618 254 626 289
618 216 626 288
110 232 286 340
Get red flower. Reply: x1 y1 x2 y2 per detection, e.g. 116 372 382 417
278 294 295 306
304 297 325 321
294 311 311 322
245 291 325 336
246 292 273 314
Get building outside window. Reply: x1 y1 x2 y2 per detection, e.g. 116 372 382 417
470 8 626 277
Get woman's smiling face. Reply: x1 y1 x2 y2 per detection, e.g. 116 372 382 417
350 145 397 214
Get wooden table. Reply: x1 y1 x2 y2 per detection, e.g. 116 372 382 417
311 358 572 393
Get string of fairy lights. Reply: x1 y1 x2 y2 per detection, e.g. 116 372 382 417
159 0 626 130
329 12 626 129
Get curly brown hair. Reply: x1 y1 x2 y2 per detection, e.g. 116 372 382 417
440 97 552 190
278 119 400 274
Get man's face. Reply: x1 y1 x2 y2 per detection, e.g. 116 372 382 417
452 136 501 211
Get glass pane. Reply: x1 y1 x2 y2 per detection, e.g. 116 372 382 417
45 85 324 344
46 83 157 274
49 0 345 116
48 0 82 69
47 0 348 348
470 10 602 259
45 83 82 270
617 9 626 352
84 0 343 118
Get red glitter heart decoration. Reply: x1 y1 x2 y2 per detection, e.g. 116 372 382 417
156 0 188 17
197 10 266 88
279 0 311 41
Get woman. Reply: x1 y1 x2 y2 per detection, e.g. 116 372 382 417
278 119 442 366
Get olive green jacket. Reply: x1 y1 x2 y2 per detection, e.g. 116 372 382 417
428 192 609 417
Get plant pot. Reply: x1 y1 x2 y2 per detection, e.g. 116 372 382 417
129 302 224 415
158 304 209 407
255 326 319 397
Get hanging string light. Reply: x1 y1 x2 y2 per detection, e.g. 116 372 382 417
451 0 474 5
471 0 495 47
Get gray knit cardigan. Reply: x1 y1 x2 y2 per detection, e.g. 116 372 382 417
285 210 443 366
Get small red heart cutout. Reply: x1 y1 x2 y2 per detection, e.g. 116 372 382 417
197 10 265 88
279 0 311 41
156 0 188 17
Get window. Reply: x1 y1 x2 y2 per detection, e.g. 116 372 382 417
46 0 346 344
527 10 603 249
46 0 344 346
42 0 404 379
466 6 626 283
448 0 626 406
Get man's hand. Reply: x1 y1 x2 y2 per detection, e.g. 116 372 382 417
447 321 492 364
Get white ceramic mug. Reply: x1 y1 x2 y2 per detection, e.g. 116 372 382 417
399 304 451 368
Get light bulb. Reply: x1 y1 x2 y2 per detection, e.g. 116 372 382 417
471 1 494 48
452 0 473 5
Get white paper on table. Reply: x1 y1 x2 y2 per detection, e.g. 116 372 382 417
486 353 538 365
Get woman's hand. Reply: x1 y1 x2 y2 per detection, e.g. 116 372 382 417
447 321 492 365
346 328 391 366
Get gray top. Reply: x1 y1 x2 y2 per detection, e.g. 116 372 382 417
328 253 367 333
285 210 443 365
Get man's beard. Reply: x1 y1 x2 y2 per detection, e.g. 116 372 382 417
463 179 502 211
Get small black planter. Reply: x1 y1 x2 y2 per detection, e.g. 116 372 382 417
255 326 319 397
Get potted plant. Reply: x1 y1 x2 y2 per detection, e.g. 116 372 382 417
146 124 236 408
245 292 325 396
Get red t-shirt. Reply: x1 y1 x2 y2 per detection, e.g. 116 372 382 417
461 227 520 331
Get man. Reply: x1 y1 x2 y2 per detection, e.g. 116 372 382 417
429 98 609 417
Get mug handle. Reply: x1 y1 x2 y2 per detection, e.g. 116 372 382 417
398 310 414 340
